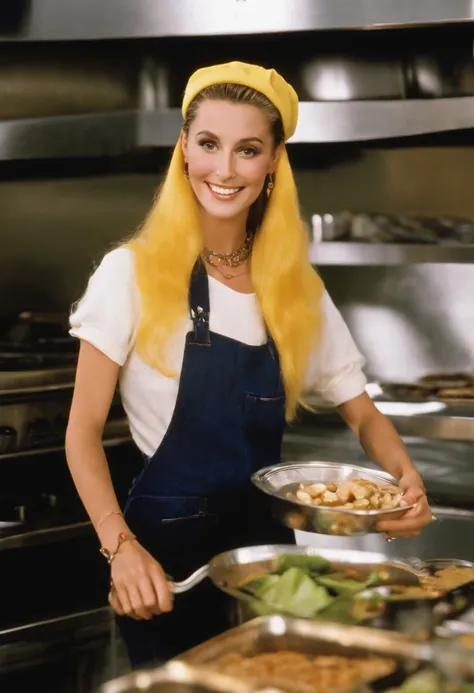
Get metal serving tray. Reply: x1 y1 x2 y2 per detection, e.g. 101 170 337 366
251 462 414 536
100 660 253 693
178 615 430 693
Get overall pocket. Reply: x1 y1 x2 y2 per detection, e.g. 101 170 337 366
124 494 220 565
244 393 286 466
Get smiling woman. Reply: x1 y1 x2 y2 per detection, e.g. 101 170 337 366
65 61 433 670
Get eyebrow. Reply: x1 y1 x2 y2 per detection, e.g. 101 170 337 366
196 130 264 145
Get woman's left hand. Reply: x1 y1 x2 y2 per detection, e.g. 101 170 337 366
376 469 434 539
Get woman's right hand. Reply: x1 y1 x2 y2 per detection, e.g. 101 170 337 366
108 540 173 620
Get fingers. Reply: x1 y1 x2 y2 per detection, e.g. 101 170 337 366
109 584 140 620
108 587 124 615
400 488 424 506
108 558 173 620
377 497 433 536
128 584 154 621
151 565 173 614
137 575 164 617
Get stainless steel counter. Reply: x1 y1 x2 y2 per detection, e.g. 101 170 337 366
283 425 474 504
283 425 474 561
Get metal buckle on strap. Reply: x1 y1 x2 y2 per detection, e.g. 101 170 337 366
190 305 209 323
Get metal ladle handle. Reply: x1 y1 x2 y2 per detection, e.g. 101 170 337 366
169 564 210 594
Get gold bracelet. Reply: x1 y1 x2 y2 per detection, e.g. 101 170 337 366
97 510 123 531
100 531 136 565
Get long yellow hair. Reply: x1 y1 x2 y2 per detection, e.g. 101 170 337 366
127 85 324 420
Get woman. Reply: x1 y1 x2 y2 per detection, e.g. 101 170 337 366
66 62 433 668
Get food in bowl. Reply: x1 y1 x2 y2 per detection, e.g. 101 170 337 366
291 478 403 511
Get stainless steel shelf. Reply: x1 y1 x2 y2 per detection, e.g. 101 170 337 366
140 99 474 147
301 396 474 442
388 412 474 442
0 521 92 552
0 436 132 462
296 97 474 143
1 0 473 42
0 111 139 160
310 243 474 265
4 97 474 160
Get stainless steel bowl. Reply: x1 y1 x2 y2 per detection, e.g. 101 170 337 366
251 461 414 536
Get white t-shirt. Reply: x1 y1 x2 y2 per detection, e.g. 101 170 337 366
69 248 366 457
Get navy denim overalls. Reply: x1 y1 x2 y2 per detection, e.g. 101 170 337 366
119 260 294 667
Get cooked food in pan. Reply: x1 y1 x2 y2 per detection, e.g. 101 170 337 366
380 372 474 403
387 566 474 601
235 555 474 622
290 478 403 511
209 650 397 693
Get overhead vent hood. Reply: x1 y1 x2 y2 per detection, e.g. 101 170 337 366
1 6 474 159
1 0 474 41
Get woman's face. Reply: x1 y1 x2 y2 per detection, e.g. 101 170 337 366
182 99 279 222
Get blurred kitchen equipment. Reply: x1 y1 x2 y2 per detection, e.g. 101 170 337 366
407 52 474 99
100 660 252 693
297 55 406 101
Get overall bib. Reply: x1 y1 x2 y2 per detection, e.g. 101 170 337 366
119 261 294 667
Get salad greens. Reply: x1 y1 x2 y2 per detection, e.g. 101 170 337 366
239 553 384 621
386 669 474 693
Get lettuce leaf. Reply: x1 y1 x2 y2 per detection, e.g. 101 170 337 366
275 554 331 576
254 567 334 618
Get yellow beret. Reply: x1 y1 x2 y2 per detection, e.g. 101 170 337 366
182 61 299 140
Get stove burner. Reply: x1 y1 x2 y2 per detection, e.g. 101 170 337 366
0 312 77 357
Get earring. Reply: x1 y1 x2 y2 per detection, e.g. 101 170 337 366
266 173 274 198
184 161 189 179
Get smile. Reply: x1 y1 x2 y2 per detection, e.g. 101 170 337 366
206 182 244 198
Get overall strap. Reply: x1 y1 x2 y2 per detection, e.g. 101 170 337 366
189 259 211 345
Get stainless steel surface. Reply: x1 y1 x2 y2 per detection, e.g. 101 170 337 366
408 54 474 99
2 0 474 41
251 462 414 535
5 97 474 160
388 413 474 442
0 521 92 552
140 98 474 148
294 503 474 563
0 606 111 641
172 545 427 597
0 111 139 160
100 660 252 693
171 565 210 595
301 396 474 442
0 57 136 119
294 97 474 143
178 614 430 665
0 606 114 682
310 242 474 265
0 366 75 394
282 430 474 505
0 434 132 461
298 56 405 101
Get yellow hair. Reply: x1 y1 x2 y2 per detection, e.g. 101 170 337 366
127 134 323 421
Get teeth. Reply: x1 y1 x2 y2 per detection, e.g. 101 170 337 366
208 184 240 196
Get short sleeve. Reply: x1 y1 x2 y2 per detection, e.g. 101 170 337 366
69 248 139 366
303 290 367 407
